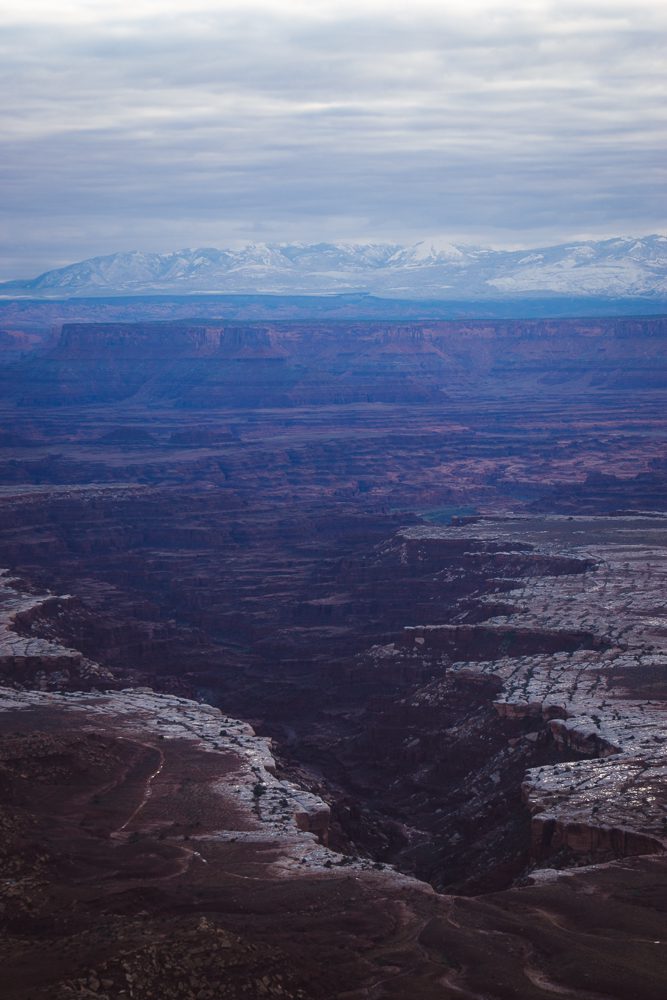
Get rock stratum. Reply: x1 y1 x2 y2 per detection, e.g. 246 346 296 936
3 314 667 409
0 313 667 997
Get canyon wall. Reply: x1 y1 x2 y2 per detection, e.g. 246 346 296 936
1 314 666 997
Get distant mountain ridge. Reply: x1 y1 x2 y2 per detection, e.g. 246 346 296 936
3 235 667 300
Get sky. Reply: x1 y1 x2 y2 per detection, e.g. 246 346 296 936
1 0 666 278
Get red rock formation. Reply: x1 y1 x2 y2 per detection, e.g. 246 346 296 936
0 314 666 995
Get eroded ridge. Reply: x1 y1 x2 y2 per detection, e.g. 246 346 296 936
0 571 114 689
399 515 667 867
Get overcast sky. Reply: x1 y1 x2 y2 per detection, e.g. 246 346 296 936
1 0 666 277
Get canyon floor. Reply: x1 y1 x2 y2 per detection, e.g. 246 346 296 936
0 313 666 998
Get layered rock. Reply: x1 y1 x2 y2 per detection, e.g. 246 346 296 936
399 515 667 867
0 571 113 690
3 315 667 407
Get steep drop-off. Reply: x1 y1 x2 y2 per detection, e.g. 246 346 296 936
1 315 667 997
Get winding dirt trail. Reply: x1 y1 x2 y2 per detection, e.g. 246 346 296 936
113 739 165 834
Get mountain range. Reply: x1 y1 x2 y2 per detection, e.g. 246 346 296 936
3 235 667 300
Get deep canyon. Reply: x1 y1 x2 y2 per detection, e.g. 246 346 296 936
1 309 667 999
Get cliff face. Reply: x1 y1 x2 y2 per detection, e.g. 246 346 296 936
4 315 667 406
1 313 667 996
56 322 301 359
3 684 667 1000
3 505 667 892
399 516 667 872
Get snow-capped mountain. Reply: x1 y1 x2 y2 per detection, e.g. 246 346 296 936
3 236 667 299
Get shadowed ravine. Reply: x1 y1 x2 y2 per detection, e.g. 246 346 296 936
0 315 667 998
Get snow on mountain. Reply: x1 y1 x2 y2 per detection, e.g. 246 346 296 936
3 236 667 299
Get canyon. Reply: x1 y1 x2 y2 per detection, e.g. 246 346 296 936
0 312 667 998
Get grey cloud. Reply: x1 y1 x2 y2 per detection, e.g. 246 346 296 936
1 1 665 275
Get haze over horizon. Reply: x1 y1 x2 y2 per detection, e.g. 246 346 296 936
2 0 666 278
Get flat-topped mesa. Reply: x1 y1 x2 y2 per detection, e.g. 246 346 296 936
53 315 667 350
54 323 280 361
398 516 667 868
6 314 667 408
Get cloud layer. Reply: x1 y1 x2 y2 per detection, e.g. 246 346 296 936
1 0 666 276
